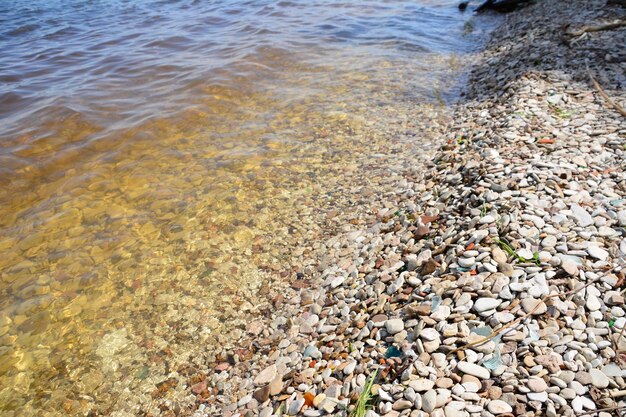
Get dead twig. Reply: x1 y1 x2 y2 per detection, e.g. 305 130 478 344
565 19 626 37
576 405 626 416
447 279 599 357
610 389 626 398
588 71 626 118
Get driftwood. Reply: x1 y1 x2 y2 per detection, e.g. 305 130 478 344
588 70 626 118
475 0 531 13
564 19 626 37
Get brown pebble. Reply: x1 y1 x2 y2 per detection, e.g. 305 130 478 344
487 386 502 400
253 385 270 403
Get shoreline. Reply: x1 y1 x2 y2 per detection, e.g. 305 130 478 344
204 1 626 416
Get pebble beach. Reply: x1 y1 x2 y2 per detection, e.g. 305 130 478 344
200 1 626 417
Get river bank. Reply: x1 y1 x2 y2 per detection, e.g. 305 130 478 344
202 0 626 416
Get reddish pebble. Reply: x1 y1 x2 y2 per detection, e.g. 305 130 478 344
214 362 230 372
191 381 206 394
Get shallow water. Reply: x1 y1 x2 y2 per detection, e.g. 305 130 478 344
0 0 496 414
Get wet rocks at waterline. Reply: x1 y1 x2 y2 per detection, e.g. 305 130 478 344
202 0 626 416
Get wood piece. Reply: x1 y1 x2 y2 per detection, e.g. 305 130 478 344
565 19 626 37
588 70 626 118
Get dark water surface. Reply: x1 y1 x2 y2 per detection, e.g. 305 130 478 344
0 0 496 414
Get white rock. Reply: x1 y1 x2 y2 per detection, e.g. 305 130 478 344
586 294 602 312
589 369 610 388
480 215 496 224
420 328 440 342
254 364 278 386
409 379 435 392
421 390 437 413
487 400 512 414
457 361 490 379
385 319 404 335
587 245 609 261
572 396 595 413
527 391 548 402
458 257 475 268
541 235 557 248
473 298 501 313
571 204 594 227
521 298 547 315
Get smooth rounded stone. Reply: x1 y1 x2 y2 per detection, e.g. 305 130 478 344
436 378 454 389
457 361 490 379
559 371 576 384
561 258 579 275
527 391 548 402
487 386 502 400
385 319 404 335
393 399 413 411
431 305 451 321
570 204 594 227
493 312 515 323
589 369 610 388
458 257 475 268
431 353 447 369
575 372 592 385
587 246 609 261
527 377 548 392
498 262 514 276
371 314 388 325
378 388 393 402
572 396 595 413
269 375 283 395
604 291 625 305
521 298 547 315
254 385 271 403
480 215 496 224
462 381 480 393
254 364 278 386
517 248 534 260
420 328 440 342
491 247 508 264
444 405 468 417
260 407 273 417
541 235 557 248
570 381 587 396
313 394 326 408
487 400 512 414
421 389 437 413
586 295 602 312
409 379 435 392
473 298 501 313
288 398 305 415
343 360 357 375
